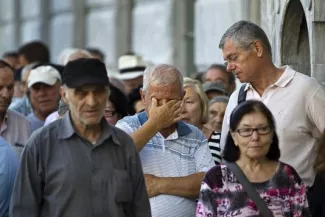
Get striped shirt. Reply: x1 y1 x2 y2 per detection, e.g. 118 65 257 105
207 131 222 164
116 112 215 217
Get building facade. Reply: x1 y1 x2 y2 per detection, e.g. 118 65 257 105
0 0 324 85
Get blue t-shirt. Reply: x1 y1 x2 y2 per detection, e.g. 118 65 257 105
27 113 45 133
0 137 18 217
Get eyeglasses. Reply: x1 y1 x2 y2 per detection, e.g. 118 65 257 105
224 41 255 68
104 110 117 117
235 126 272 137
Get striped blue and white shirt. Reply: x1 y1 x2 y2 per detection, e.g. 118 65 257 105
116 112 215 217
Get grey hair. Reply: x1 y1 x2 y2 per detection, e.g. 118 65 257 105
219 20 272 57
142 64 184 92
64 49 93 65
209 96 229 106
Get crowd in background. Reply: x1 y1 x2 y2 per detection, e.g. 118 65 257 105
0 20 324 217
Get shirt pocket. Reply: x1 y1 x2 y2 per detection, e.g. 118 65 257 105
113 169 132 203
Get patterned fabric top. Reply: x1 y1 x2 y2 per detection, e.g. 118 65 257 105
196 162 311 217
207 131 222 164
116 112 215 217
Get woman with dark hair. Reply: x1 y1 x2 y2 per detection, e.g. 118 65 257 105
196 100 310 217
104 83 128 125
127 85 145 115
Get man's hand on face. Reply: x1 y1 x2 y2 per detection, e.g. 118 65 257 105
148 97 182 130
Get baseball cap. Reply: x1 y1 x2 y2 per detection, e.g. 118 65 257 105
63 58 109 88
116 54 146 80
28 65 62 88
203 82 227 95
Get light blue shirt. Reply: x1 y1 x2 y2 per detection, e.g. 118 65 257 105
0 137 18 217
9 95 33 117
116 112 215 217
27 113 45 133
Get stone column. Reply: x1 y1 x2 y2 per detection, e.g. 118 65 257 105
311 0 325 86
115 0 133 62
73 0 86 48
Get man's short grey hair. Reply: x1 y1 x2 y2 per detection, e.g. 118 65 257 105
142 64 184 92
63 49 93 65
209 96 229 106
219 20 272 57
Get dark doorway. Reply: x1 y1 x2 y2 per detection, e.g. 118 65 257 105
281 0 311 76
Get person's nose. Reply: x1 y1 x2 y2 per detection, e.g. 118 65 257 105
179 99 186 111
86 92 97 107
1 87 11 99
36 85 48 97
216 114 224 124
226 62 235 72
251 130 260 140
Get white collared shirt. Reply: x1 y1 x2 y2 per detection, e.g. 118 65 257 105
220 66 325 187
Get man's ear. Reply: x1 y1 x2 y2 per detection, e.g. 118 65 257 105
253 40 264 58
140 88 146 105
60 86 69 104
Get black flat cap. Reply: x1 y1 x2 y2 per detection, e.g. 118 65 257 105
63 58 109 88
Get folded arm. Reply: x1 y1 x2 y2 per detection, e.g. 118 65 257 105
145 172 205 199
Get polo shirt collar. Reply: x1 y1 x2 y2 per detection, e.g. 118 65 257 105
0 111 9 133
58 112 121 145
274 65 296 87
244 65 296 91
137 111 192 136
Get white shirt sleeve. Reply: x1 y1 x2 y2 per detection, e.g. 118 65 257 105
220 90 239 151
307 86 325 138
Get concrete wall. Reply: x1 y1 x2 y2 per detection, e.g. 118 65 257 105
260 0 325 86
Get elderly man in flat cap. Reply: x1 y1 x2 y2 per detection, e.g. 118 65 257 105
10 58 151 217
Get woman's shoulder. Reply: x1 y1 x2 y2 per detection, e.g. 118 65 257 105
204 163 235 188
277 162 303 184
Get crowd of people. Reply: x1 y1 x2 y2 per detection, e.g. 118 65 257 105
0 20 325 217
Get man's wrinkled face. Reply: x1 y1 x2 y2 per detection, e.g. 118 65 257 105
222 39 258 83
141 82 183 117
205 69 229 89
208 101 227 132
63 84 109 127
30 82 61 116
0 67 14 114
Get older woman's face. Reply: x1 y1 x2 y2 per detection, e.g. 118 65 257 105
104 100 119 125
231 112 273 160
208 101 227 132
181 86 203 128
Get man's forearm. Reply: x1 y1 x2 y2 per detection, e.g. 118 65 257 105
131 119 159 152
158 172 205 199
